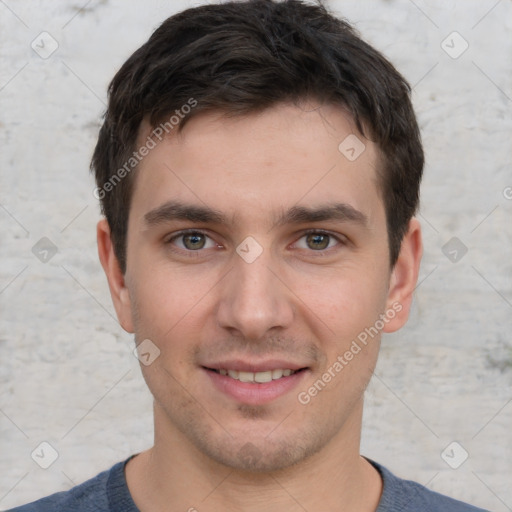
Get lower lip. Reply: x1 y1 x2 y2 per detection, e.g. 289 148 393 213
204 368 308 405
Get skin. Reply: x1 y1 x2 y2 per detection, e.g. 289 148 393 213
97 101 422 512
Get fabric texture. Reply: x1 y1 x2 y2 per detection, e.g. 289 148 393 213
7 456 490 511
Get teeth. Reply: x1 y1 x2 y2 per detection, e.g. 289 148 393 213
217 368 297 382
254 371 272 383
272 369 283 379
238 371 254 382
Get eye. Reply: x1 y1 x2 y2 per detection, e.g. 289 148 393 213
294 230 343 251
166 230 218 251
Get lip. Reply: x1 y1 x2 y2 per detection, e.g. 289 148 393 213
202 359 307 373
202 365 309 405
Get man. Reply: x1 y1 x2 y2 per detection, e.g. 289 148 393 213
10 0 489 510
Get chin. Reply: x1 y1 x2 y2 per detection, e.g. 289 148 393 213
192 427 328 474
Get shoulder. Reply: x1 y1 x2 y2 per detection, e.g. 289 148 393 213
369 458 490 512
6 459 132 512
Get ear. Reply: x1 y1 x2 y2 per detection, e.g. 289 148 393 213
97 219 134 333
383 217 422 333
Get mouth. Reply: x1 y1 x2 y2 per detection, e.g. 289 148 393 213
202 364 309 405
205 367 305 383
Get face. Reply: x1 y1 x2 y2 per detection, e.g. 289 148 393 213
100 102 419 472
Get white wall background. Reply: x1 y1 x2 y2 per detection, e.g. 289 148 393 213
1 0 511 510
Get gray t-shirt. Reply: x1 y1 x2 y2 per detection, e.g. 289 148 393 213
7 456 490 511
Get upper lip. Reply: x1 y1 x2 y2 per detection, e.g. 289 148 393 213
202 359 308 373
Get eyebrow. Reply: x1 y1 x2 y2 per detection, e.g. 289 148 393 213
274 203 368 228
143 200 368 229
144 201 225 226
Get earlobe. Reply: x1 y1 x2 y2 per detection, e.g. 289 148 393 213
383 218 423 333
97 219 135 333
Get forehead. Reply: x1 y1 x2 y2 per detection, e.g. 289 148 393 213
131 102 383 229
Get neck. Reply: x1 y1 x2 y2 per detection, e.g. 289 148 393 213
125 400 382 512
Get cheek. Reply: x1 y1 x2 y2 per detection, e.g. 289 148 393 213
129 264 210 338
293 266 388 342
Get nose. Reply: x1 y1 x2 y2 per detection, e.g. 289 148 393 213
216 247 295 340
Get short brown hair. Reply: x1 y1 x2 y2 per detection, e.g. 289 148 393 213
91 0 424 273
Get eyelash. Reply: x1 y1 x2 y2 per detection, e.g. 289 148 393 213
164 228 346 256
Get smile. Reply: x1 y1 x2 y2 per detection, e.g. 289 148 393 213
203 365 309 405
211 368 297 383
